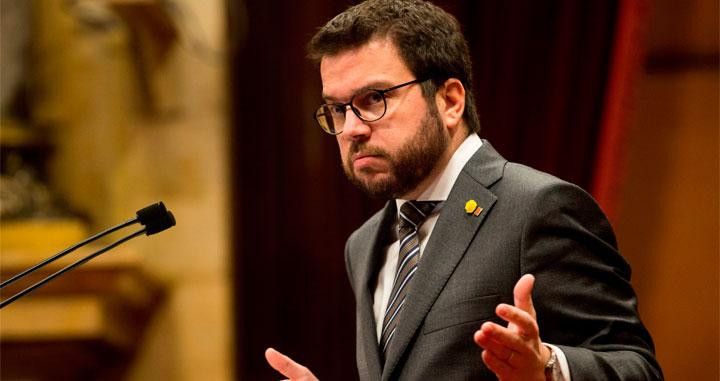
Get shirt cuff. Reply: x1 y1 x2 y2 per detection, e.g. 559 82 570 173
543 343 571 381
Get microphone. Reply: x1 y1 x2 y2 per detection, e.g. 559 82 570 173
0 201 176 308
136 201 176 235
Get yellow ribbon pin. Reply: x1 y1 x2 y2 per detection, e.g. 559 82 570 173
465 200 478 214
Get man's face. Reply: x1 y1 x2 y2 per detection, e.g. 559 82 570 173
319 38 449 199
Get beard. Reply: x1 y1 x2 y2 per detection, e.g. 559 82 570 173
342 105 449 199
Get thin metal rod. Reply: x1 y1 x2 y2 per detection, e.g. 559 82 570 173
0 218 138 289
0 228 146 309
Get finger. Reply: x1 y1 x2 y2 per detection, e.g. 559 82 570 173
265 348 314 379
513 274 536 318
474 328 514 361
478 321 531 355
496 303 539 340
482 349 516 376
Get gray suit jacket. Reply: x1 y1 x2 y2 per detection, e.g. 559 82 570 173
344 140 662 380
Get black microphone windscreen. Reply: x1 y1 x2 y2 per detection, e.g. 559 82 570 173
136 202 177 235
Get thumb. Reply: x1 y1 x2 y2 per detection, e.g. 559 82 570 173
513 274 536 317
265 348 316 380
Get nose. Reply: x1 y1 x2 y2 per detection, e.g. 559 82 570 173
342 107 371 141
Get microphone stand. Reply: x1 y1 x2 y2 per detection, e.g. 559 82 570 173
0 218 139 289
0 201 175 309
1 228 147 308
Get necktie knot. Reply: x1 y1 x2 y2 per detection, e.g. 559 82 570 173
398 201 439 234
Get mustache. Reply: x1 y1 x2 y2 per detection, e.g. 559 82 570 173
349 142 389 158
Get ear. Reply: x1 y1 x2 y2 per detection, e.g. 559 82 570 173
435 78 466 130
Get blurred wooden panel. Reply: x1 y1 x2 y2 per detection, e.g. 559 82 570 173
1 244 164 381
646 0 719 55
616 0 719 379
616 69 719 381
1 218 88 255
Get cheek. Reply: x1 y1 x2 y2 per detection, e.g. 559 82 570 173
337 138 349 160
388 104 427 136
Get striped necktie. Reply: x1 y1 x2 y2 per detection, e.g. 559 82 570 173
380 200 439 357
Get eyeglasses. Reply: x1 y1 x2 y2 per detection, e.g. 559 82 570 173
314 78 428 135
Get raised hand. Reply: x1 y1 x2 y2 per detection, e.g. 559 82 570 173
473 274 551 381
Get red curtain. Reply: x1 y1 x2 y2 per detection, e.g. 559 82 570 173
591 0 649 221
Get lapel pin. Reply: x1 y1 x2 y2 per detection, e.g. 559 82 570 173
473 207 483 216
464 200 478 214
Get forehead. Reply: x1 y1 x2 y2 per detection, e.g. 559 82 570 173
320 37 414 101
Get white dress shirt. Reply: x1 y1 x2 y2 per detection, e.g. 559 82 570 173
371 133 571 380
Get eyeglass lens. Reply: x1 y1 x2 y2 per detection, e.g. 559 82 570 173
315 89 387 135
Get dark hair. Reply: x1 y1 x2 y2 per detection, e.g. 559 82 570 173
307 0 480 133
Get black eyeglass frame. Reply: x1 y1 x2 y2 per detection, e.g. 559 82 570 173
314 78 429 135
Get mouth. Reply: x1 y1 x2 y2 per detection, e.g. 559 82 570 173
351 153 384 171
352 153 377 161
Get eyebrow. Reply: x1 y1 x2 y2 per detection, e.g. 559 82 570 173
322 80 395 103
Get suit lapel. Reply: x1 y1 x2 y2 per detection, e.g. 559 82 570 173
381 141 506 379
355 202 396 380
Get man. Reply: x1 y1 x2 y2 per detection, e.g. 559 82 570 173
265 0 662 380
